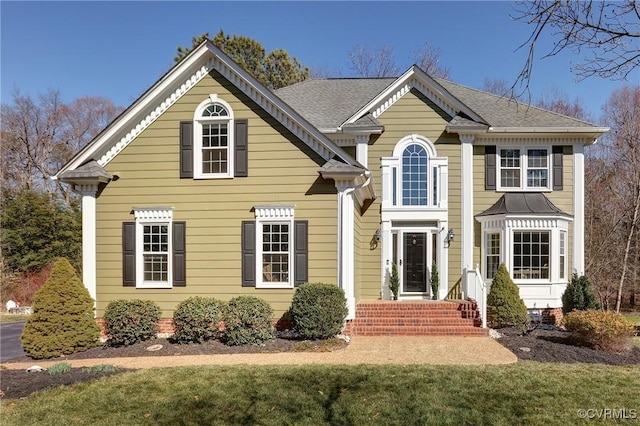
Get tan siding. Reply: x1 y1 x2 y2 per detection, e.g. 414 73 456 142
95 70 337 318
358 89 462 299
473 144 575 274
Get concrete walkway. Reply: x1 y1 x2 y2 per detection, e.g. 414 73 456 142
0 336 517 370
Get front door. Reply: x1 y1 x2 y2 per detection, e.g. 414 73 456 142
403 232 427 293
393 229 437 297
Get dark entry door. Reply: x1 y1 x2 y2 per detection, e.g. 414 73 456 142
403 232 427 293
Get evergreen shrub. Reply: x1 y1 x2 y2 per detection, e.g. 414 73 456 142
486 263 530 329
564 309 634 353
561 274 600 314
172 296 223 343
290 282 348 339
104 299 161 346
222 296 275 346
20 258 100 359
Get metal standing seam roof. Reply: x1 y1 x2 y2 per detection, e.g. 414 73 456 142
275 77 602 130
476 193 571 217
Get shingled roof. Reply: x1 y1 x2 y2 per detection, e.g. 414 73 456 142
276 76 600 130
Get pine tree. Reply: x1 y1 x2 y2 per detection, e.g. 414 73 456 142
21 258 100 358
487 263 530 328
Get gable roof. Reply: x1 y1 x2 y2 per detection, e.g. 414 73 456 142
56 40 359 179
276 69 608 137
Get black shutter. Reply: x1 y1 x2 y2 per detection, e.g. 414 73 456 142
235 119 248 177
485 146 496 190
173 221 186 287
552 146 563 190
241 221 256 287
180 121 193 178
294 220 308 286
122 222 136 287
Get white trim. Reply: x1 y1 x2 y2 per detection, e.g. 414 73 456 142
343 66 484 126
337 187 356 318
254 205 295 289
56 41 357 179
573 144 585 275
135 208 173 289
460 134 474 271
193 96 234 179
78 184 98 307
355 134 369 168
496 146 552 192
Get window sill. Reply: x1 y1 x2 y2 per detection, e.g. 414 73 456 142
193 174 233 180
136 282 173 289
256 283 294 289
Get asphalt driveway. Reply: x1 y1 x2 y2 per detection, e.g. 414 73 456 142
0 321 26 362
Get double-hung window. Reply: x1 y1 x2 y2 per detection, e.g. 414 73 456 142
254 205 295 288
485 232 501 280
498 147 551 190
194 96 234 179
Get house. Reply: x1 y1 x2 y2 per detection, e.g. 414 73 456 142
55 40 608 334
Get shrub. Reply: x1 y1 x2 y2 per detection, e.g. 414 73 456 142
561 274 600 314
389 263 399 300
564 309 635 353
290 282 348 339
20 258 100 359
487 263 530 329
104 299 161 347
222 296 275 346
172 296 223 343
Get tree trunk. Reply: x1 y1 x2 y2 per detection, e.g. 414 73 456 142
616 188 640 312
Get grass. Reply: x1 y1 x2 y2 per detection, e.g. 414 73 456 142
623 313 640 325
2 363 639 425
0 313 30 323
48 362 72 376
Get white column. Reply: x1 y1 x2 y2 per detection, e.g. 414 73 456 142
355 134 369 168
573 144 585 275
78 184 98 306
380 219 392 300
460 134 475 272
439 220 449 299
337 182 356 319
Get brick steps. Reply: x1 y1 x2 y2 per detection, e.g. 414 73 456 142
347 300 487 336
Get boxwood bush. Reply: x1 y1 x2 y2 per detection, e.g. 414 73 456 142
290 282 348 339
222 296 275 346
104 299 161 347
21 258 101 359
172 296 223 343
564 309 634 353
487 263 530 329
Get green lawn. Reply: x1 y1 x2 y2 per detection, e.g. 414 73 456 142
0 313 30 323
2 363 638 425
623 313 640 325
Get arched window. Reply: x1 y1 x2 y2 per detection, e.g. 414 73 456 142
402 144 428 205
194 96 234 178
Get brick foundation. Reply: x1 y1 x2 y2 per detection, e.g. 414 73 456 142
541 308 563 325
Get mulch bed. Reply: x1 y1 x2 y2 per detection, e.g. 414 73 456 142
2 327 639 400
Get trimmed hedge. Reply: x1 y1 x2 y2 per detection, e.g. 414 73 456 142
21 258 100 359
172 296 223 343
290 282 348 339
487 263 530 329
564 309 634 353
104 299 161 347
222 296 275 346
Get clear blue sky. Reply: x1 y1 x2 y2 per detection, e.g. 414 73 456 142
2 1 637 123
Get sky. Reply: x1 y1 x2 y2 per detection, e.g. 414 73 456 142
2 1 638 123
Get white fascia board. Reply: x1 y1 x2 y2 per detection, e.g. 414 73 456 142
57 41 357 178
341 65 485 127
487 127 609 141
57 43 213 178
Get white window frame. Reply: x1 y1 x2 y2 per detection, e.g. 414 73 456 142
483 230 502 280
255 205 295 289
134 208 173 289
511 230 550 280
559 230 567 280
193 95 234 179
497 146 551 191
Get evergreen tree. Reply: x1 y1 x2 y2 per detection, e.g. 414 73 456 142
21 258 100 358
1 189 81 273
174 30 309 89
487 263 530 328
562 273 600 314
